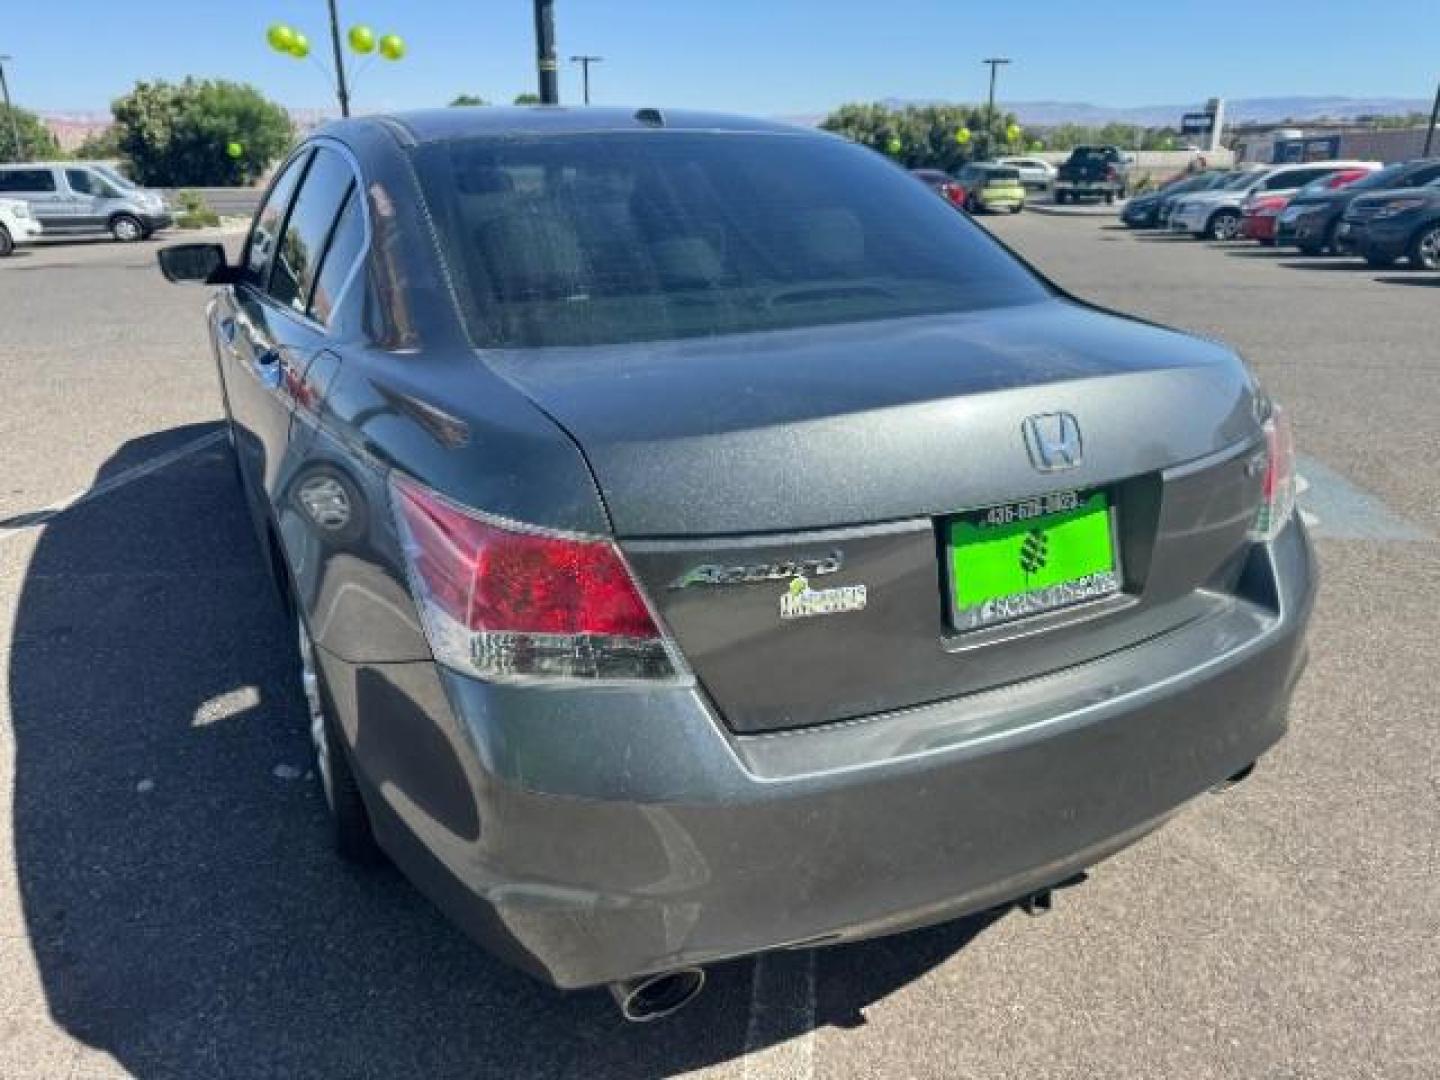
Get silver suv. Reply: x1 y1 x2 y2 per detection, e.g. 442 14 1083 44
0 162 173 242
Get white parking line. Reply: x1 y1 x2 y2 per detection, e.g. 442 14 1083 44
741 951 818 1080
0 429 226 543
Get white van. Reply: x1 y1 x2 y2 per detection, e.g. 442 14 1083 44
0 162 172 242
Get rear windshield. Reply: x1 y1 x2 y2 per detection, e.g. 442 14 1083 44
1341 163 1409 193
414 132 1050 348
979 167 1021 182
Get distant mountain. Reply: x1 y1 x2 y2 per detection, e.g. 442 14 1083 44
791 96 1434 128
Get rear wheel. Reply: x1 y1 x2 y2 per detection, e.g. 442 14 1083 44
1207 209 1242 241
1323 219 1344 255
1364 251 1397 268
110 213 144 242
1054 190 1068 205
297 613 381 864
1010 203 1023 214
1104 191 1116 205
1408 224 1440 270
0 226 12 257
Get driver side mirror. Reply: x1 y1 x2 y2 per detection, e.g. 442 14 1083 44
156 243 238 285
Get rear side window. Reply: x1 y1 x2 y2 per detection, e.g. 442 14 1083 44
415 132 1050 348
1407 163 1440 186
308 187 365 325
244 150 311 284
0 169 57 193
269 147 357 315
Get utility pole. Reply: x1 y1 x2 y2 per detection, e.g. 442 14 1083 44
982 57 1011 159
325 0 352 117
0 55 23 162
534 0 558 105
570 54 603 105
1425 79 1440 158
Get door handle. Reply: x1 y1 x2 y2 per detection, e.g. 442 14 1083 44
253 348 284 390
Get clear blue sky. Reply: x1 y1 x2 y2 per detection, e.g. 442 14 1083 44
7 0 1439 116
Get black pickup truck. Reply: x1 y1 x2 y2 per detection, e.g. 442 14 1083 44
1053 145 1132 204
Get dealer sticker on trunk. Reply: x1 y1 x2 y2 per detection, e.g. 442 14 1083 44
779 575 868 620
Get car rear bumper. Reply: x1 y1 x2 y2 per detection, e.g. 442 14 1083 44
1242 215 1277 241
324 519 1314 990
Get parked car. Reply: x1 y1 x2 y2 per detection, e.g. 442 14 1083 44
1240 167 1375 244
1339 177 1440 269
0 162 172 242
954 163 1026 213
156 106 1313 1022
1277 158 1440 255
1121 171 1232 229
1053 146 1131 204
910 167 966 209
1156 171 1253 228
995 156 1056 191
1169 161 1379 240
0 196 43 256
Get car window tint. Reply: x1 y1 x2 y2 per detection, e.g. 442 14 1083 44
66 169 98 195
0 169 57 193
416 131 1050 349
308 186 365 325
1408 164 1440 186
243 150 311 285
269 148 356 316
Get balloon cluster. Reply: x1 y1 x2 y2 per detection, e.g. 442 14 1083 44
266 21 406 63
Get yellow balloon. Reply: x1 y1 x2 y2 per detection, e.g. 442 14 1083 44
348 25 376 53
955 127 972 145
289 32 310 59
378 33 406 61
226 141 244 159
266 23 297 53
1006 123 1022 143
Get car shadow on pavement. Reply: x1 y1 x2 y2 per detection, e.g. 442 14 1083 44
9 422 990 1079
1374 274 1440 286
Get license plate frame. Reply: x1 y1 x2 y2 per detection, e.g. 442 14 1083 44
945 488 1122 633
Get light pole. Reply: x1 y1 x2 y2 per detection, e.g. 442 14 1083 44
0 55 23 162
982 57 1011 159
570 54 603 105
534 0 558 104
325 0 352 118
1425 79 1440 159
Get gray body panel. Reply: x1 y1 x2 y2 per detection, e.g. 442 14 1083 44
180 109 1316 992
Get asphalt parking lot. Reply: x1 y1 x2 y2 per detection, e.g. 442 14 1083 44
1 218 1437 1079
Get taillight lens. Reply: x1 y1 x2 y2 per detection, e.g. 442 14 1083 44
389 475 688 685
1250 404 1297 543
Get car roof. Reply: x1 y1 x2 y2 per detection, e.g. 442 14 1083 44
349 106 811 145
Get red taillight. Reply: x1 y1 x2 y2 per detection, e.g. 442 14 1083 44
389 475 686 684
942 182 964 206
1250 404 1297 543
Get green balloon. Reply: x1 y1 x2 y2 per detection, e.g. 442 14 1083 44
885 137 903 155
954 127 972 145
226 141 244 159
267 23 297 53
348 24 376 53
378 33 406 61
289 32 310 59
1006 123 1022 143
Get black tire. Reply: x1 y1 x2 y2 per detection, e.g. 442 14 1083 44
1010 204 1023 214
1363 252 1397 269
1323 219 1344 255
0 225 12 257
1104 191 1116 205
964 194 980 214
1054 190 1068 205
296 607 381 864
110 213 145 242
1206 210 1242 241
1407 224 1440 271
1296 242 1324 257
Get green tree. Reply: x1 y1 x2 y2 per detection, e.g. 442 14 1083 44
513 92 542 105
111 79 292 186
73 124 124 161
820 102 1020 171
0 104 61 162
449 94 490 107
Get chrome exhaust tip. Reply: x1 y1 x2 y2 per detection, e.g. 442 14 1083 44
608 967 706 1022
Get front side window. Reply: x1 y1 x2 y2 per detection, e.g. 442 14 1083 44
416 132 1051 348
0 169 57 193
243 150 311 284
269 147 358 315
65 169 118 198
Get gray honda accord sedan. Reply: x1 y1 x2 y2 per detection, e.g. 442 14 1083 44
158 107 1314 1021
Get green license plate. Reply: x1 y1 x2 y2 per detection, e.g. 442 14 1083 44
948 490 1120 632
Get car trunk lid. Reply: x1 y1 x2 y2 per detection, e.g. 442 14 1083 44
483 299 1265 732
